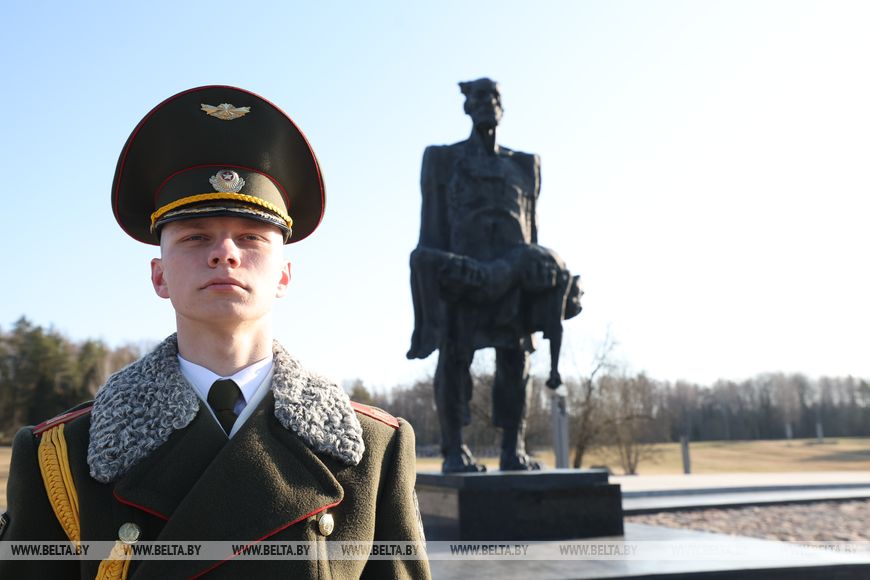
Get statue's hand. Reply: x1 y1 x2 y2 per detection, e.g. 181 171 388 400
522 258 559 291
441 255 487 294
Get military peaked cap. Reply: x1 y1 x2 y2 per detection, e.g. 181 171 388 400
112 85 325 245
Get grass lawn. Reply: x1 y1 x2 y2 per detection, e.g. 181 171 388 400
415 437 870 475
5 437 870 507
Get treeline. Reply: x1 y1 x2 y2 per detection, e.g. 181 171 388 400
362 368 870 472
3 317 870 472
0 317 140 443
662 374 870 442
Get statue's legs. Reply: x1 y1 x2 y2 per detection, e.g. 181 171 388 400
493 347 542 471
434 341 486 473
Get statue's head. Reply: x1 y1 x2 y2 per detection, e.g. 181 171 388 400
459 78 502 130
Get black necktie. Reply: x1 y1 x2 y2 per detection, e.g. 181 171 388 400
208 379 242 435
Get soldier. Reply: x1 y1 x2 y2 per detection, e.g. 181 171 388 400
408 78 582 473
0 86 430 579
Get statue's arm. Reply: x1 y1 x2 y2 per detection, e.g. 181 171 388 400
408 146 451 360
418 146 449 250
528 153 542 245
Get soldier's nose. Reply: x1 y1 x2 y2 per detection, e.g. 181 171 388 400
209 238 240 267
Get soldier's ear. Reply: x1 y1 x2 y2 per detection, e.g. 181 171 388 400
151 258 170 299
275 261 291 298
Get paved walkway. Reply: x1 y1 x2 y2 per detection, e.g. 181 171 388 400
611 471 870 492
611 471 870 513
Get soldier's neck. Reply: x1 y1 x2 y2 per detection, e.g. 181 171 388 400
174 317 273 376
471 125 499 155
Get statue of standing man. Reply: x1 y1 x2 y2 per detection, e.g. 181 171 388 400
408 78 582 473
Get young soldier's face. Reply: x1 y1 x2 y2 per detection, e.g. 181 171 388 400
150 217 291 329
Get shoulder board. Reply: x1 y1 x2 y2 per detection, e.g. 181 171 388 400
350 401 399 429
33 402 94 436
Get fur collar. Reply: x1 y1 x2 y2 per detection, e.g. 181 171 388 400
87 335 364 483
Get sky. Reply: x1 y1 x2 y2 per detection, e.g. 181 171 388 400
2 1 869 390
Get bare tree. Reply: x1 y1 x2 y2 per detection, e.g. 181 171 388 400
598 373 662 475
569 334 617 468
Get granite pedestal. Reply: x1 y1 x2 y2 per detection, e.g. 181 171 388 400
416 468 623 541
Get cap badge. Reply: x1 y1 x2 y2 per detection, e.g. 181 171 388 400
209 169 246 193
200 103 251 121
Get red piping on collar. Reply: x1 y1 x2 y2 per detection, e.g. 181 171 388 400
113 490 171 521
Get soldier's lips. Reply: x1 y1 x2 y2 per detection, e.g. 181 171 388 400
202 278 247 291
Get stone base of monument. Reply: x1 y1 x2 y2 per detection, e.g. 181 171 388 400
416 468 623 541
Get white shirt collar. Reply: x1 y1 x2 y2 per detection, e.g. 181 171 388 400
177 354 273 406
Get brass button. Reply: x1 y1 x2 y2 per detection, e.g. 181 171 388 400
118 522 141 545
317 512 335 537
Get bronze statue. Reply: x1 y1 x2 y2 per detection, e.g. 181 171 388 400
408 78 582 473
